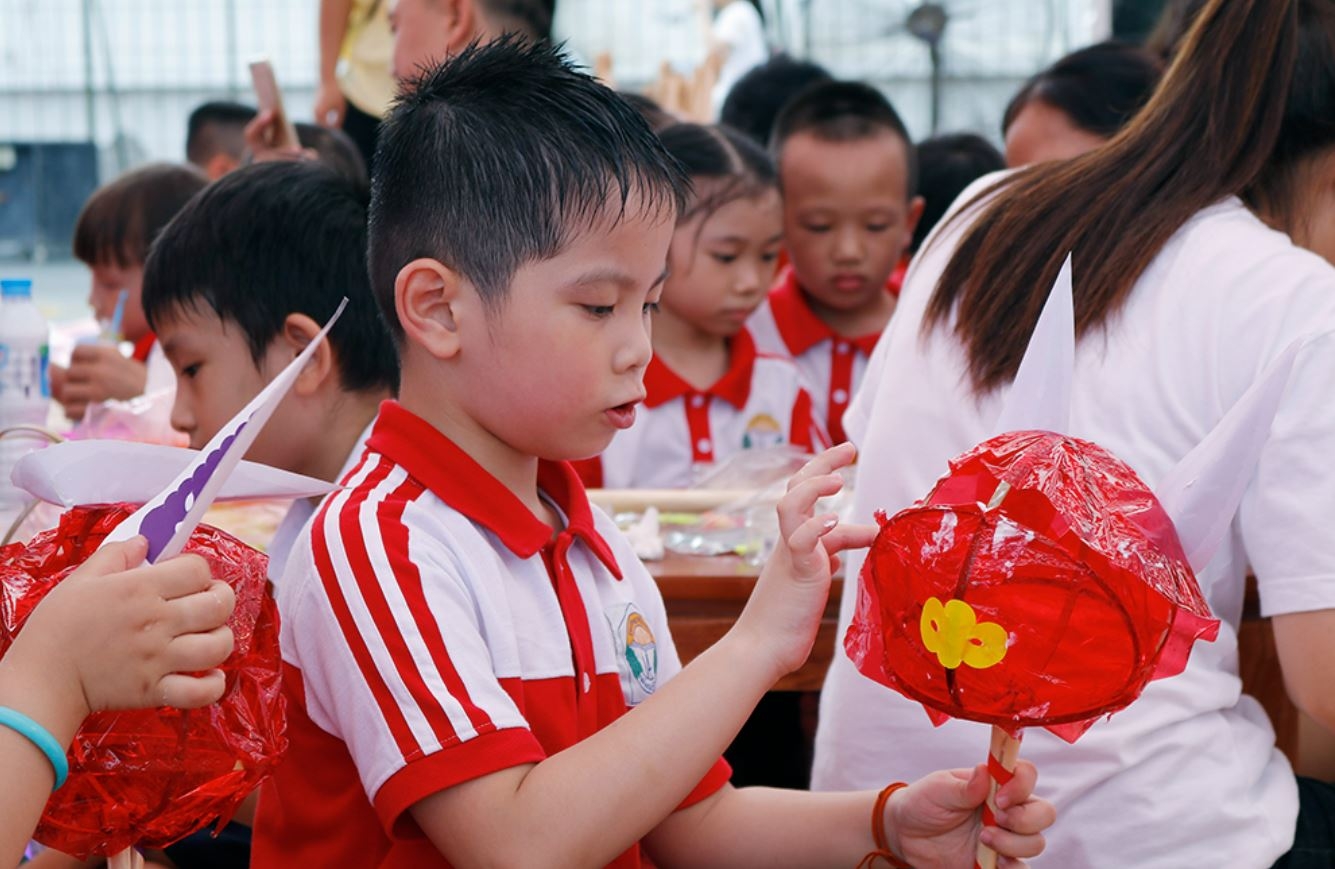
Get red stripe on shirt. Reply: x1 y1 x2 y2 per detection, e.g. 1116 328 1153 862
312 455 426 760
376 475 498 740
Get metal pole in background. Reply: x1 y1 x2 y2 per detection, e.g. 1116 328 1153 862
226 0 240 99
81 0 95 143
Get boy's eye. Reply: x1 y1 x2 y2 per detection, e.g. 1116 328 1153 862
582 304 615 318
761 251 780 263
180 363 201 379
710 253 738 265
866 223 891 232
643 301 660 315
802 223 832 233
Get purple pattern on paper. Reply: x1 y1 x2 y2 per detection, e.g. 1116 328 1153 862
138 420 247 562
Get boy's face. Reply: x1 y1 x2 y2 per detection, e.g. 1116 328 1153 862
663 187 783 339
780 130 921 316
156 304 297 468
89 261 151 343
445 199 673 464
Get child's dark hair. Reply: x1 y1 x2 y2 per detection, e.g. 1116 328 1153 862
142 161 398 394
929 0 1335 393
911 133 1004 253
369 36 687 342
294 122 370 195
771 80 918 198
719 54 832 147
620 91 676 133
186 101 257 168
73 163 209 269
1002 41 1164 140
657 123 775 224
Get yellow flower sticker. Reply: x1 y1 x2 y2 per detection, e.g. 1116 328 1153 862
920 597 1009 670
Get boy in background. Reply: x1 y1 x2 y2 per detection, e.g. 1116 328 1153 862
748 81 924 445
250 38 1051 869
53 163 208 422
186 101 258 179
141 160 396 581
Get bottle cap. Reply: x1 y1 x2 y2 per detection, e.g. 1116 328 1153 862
1 279 33 298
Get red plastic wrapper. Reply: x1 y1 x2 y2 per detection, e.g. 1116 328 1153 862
0 503 287 858
846 430 1220 743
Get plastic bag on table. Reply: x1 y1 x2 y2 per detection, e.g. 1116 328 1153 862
0 503 287 858
70 388 186 448
663 445 856 563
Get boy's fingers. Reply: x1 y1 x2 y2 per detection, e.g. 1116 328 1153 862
993 798 1056 837
158 669 228 710
164 581 236 634
150 554 217 601
979 826 1046 860
165 625 235 673
72 536 149 579
787 513 838 558
994 760 1038 809
820 523 877 555
777 474 843 540
785 443 856 492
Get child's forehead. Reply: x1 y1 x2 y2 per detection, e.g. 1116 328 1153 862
781 128 911 174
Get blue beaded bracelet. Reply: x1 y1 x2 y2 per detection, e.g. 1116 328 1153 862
0 706 69 790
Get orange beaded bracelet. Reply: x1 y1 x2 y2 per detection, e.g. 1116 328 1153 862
855 781 912 868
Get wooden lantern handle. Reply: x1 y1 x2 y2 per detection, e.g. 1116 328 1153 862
975 726 1023 869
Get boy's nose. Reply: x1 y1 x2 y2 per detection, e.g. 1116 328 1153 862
615 317 654 373
170 394 195 439
834 228 865 263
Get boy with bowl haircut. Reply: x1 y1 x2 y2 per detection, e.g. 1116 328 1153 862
141 160 398 580
250 39 1052 869
749 81 925 445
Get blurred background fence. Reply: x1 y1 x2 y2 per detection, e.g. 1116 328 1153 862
1 0 1170 264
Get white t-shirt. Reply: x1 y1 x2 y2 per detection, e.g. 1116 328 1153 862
710 1 768 117
265 421 373 583
814 178 1335 868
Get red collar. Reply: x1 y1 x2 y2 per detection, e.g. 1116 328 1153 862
366 401 622 578
644 329 757 410
131 332 157 363
767 266 885 358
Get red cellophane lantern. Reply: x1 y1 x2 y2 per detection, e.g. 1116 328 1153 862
0 503 287 859
847 430 1219 741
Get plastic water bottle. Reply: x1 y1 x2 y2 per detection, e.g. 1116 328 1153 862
0 278 50 510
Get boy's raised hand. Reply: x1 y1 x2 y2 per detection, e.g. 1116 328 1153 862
888 761 1054 868
734 443 877 680
59 344 148 421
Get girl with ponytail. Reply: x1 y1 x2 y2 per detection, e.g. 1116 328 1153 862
814 1 1335 865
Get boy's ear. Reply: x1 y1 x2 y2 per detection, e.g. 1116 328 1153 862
439 0 483 52
204 153 239 181
279 313 335 397
396 258 466 361
904 195 926 249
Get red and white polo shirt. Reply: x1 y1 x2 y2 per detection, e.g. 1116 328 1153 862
251 401 730 869
747 265 888 445
576 329 825 489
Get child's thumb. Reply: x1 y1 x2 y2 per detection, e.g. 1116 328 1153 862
74 536 149 579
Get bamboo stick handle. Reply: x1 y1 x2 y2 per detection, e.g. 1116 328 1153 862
975 726 1023 869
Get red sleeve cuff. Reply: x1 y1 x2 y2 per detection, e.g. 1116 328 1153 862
374 727 547 836
677 756 732 811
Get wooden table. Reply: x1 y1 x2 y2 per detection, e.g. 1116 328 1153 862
646 551 841 692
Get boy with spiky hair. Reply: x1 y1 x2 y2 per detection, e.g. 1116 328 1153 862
251 39 1052 869
750 81 925 445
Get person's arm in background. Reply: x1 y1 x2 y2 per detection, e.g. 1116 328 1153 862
315 0 354 128
0 539 235 867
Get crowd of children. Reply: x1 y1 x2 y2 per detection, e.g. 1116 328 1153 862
9 0 1335 867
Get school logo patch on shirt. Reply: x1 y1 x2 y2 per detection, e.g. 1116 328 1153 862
606 602 658 705
742 413 785 450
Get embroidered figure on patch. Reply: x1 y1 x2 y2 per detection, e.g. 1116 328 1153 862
606 603 658 704
742 413 784 450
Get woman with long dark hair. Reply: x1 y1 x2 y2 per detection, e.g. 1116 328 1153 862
814 1 1335 866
